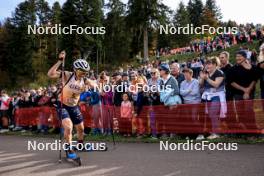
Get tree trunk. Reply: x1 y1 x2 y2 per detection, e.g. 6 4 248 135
143 27 149 62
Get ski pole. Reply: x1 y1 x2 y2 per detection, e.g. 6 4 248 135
59 52 65 163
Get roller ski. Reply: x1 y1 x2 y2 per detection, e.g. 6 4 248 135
65 148 82 166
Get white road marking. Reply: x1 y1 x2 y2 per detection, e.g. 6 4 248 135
0 153 20 158
0 151 122 176
163 171 182 176
0 160 48 173
0 154 35 162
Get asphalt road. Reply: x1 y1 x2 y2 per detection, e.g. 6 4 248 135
0 135 264 176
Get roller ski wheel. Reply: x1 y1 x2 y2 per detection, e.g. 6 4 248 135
65 150 82 166
67 156 82 166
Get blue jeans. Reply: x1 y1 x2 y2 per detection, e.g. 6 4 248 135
205 96 220 133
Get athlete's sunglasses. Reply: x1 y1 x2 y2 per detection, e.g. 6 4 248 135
76 69 88 77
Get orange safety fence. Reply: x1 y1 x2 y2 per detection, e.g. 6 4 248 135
14 99 264 134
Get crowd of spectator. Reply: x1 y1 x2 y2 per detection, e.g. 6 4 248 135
160 25 264 56
1 30 264 140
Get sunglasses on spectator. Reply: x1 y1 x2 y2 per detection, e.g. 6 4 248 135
151 72 156 75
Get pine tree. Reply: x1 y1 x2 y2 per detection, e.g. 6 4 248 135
7 0 37 86
51 1 61 24
126 0 169 61
30 0 52 85
79 0 104 62
60 0 80 67
187 0 203 27
204 0 222 21
36 0 51 25
103 0 131 64
47 1 61 67
173 1 191 47
0 20 13 88
201 0 221 27
60 0 104 68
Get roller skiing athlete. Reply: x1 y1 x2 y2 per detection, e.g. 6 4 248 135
47 50 97 166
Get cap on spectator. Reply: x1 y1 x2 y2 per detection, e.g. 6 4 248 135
236 50 247 59
159 63 170 73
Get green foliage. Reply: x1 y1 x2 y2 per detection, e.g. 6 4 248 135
103 0 131 63
187 0 203 27
172 1 191 47
204 0 222 21
126 0 170 58
60 0 104 67
7 0 37 87
0 0 256 90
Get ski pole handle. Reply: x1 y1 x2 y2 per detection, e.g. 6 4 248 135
58 50 66 63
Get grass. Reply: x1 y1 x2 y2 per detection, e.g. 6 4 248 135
2 131 264 144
